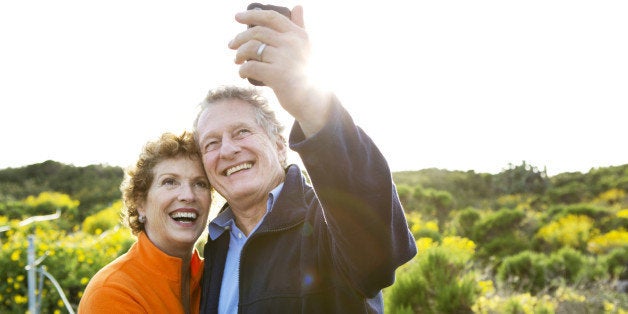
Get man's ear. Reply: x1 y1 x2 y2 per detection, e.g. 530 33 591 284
276 135 288 165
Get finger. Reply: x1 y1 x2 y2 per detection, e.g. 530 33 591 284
291 5 305 28
235 9 292 32
228 26 281 51
238 60 270 82
234 40 270 65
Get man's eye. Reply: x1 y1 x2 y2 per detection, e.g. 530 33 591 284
205 140 220 152
235 129 251 138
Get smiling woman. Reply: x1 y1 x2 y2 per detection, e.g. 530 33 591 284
78 131 212 314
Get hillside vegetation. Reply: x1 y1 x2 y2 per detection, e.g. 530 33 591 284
1 160 627 313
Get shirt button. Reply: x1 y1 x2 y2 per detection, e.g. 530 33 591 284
238 233 243 239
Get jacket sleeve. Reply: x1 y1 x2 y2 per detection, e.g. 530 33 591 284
289 95 417 298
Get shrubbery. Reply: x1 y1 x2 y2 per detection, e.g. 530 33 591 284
384 237 478 313
2 162 628 312
0 193 134 313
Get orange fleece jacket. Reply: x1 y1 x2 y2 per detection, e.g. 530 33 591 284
78 232 203 313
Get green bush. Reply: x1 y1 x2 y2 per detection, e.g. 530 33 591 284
413 228 442 242
0 223 133 313
476 233 530 263
82 201 123 235
603 247 628 279
472 208 526 243
452 207 481 239
497 250 548 294
385 237 478 313
546 247 586 285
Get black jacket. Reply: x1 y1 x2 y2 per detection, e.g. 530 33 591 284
200 100 417 313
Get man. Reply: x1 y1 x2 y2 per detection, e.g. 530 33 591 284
195 5 417 313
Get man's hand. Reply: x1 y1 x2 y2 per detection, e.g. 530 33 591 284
229 5 332 137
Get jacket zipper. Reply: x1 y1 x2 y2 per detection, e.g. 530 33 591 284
237 220 304 313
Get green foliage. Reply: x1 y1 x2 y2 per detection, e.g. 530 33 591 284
393 168 493 209
478 233 531 264
546 247 588 285
535 214 595 252
0 223 134 313
472 209 526 242
492 161 549 196
471 208 532 262
548 164 628 204
385 237 478 313
0 160 123 220
498 248 607 296
602 247 628 279
497 250 549 294
452 207 481 239
82 201 123 235
411 187 454 231
549 203 612 221
1 160 628 312
547 180 589 204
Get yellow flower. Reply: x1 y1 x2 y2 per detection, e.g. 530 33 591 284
11 250 21 261
14 294 28 304
604 301 615 312
81 277 90 285
478 280 495 295
416 237 435 252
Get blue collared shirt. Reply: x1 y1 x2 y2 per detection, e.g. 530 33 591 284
208 183 284 314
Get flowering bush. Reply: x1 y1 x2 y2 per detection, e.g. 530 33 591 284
82 200 123 235
536 214 596 250
0 213 133 313
384 236 479 313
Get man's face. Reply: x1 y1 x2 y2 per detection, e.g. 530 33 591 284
196 99 286 206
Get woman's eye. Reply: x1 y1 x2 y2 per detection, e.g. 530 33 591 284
161 178 177 186
195 181 210 189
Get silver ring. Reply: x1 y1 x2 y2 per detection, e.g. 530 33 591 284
256 43 267 62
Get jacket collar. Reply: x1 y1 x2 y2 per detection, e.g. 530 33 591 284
215 164 308 235
257 164 309 232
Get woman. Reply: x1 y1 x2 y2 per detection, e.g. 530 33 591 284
79 131 212 314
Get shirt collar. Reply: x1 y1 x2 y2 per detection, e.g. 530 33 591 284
267 182 284 212
208 182 285 240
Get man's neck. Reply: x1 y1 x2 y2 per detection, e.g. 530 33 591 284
231 200 268 237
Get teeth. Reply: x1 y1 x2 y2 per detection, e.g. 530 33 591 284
225 163 253 176
170 212 197 221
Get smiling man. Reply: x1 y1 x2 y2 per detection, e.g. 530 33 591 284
193 5 416 314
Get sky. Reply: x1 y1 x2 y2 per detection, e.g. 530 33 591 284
1 0 626 176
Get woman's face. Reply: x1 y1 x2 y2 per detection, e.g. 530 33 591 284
138 156 211 257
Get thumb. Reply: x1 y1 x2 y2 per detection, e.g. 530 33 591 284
291 5 305 28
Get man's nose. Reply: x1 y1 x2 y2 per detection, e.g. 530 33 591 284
219 136 241 159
